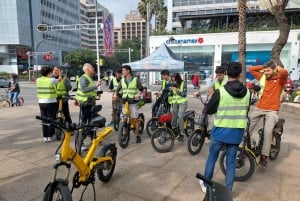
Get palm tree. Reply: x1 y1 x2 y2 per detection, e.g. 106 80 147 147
137 0 167 32
260 0 290 67
238 0 247 82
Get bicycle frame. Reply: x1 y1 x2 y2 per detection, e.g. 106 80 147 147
59 127 113 182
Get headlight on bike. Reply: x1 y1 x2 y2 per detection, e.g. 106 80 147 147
55 154 61 162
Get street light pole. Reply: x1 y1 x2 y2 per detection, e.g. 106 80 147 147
95 0 100 90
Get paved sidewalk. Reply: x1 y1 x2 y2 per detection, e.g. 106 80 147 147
0 91 300 201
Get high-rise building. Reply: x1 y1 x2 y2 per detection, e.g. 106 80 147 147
0 0 32 73
80 0 114 57
31 0 81 67
121 10 146 43
167 0 263 32
114 27 122 45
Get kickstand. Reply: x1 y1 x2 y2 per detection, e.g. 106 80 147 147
79 183 96 201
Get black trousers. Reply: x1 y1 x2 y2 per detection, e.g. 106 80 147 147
62 101 72 123
80 104 93 124
39 102 58 137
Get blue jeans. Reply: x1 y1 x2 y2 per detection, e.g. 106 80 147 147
10 91 19 105
204 138 238 189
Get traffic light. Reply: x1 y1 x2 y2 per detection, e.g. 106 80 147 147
37 24 48 32
96 59 104 66
100 59 104 66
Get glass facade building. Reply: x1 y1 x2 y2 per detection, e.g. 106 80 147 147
0 0 32 73
32 0 81 66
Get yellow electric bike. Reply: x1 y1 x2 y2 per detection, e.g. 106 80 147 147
36 114 117 201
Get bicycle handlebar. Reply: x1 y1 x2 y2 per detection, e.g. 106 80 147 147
35 116 90 131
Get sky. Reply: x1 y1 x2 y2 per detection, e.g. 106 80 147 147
100 0 140 28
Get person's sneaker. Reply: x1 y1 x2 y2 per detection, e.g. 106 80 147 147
47 137 52 142
107 121 114 126
136 135 141 143
259 155 268 168
43 137 48 143
199 179 207 193
177 134 184 142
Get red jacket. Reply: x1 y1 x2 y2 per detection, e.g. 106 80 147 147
249 65 288 111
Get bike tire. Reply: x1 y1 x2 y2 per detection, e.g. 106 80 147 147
139 113 145 134
97 144 117 183
55 117 64 141
118 123 130 149
43 182 72 201
113 113 120 131
75 130 85 156
18 97 24 106
219 147 256 181
0 99 10 109
184 118 194 137
151 128 175 153
187 129 206 155
269 133 281 161
146 118 158 138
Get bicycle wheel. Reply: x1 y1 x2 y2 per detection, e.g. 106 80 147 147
113 113 121 131
75 129 85 156
138 113 145 134
0 99 10 109
187 129 206 155
118 123 130 149
55 117 64 141
18 97 24 106
43 181 72 201
97 143 117 183
269 133 281 161
184 118 194 137
219 147 256 181
146 118 158 138
151 128 175 153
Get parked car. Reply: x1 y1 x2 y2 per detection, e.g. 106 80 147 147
0 77 10 88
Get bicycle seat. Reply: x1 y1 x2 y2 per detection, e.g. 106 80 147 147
206 182 233 201
91 105 102 113
90 115 106 128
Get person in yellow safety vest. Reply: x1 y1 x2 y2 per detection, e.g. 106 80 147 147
170 73 188 141
194 66 228 98
107 68 123 125
248 61 288 168
76 63 101 124
199 62 251 193
104 74 109 86
36 66 60 143
113 65 144 143
152 70 173 117
53 66 72 123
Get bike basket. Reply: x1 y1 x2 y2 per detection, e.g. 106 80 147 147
158 113 172 123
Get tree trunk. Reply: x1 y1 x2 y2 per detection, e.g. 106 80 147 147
238 0 247 83
270 10 290 67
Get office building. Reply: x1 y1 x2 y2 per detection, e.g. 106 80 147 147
0 1 32 73
114 27 122 45
167 0 263 32
31 0 81 67
121 10 146 43
80 0 114 57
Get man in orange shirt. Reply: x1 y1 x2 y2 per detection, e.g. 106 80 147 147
248 61 288 167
